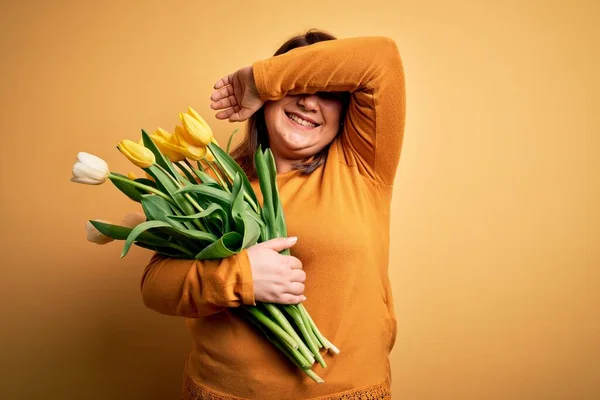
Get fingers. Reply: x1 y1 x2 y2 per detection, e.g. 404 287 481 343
286 281 305 296
256 237 298 252
215 106 241 120
284 256 303 270
210 96 235 111
278 293 307 305
213 73 233 90
210 85 235 103
290 269 306 283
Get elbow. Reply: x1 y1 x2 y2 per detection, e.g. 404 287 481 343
375 37 402 70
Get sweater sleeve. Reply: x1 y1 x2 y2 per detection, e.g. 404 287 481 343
252 36 405 185
140 249 256 318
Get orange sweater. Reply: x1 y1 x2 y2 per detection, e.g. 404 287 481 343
141 36 405 399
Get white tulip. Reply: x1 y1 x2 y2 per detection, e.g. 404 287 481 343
86 220 114 245
121 212 147 229
71 152 110 185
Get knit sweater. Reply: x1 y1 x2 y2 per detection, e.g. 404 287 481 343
141 36 405 400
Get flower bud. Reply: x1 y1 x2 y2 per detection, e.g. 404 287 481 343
121 212 147 229
179 108 213 147
149 128 186 162
174 125 207 161
86 220 114 245
71 152 110 185
117 140 156 168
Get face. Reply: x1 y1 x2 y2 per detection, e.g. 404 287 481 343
263 92 345 160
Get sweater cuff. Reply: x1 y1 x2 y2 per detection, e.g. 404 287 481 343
252 61 271 101
236 249 256 306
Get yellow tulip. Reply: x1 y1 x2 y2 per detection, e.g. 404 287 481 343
127 172 137 180
179 110 213 147
117 140 156 168
149 127 186 162
205 148 215 162
174 131 207 161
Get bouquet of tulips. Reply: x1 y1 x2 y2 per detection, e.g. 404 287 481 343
71 107 338 383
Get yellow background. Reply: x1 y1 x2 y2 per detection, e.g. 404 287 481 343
1 0 598 398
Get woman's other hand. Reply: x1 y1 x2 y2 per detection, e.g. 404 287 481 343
246 237 307 304
210 66 264 122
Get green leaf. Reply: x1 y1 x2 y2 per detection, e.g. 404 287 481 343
159 226 217 243
146 164 195 216
134 178 157 188
175 162 198 184
122 220 217 258
194 170 219 186
90 220 167 246
208 142 259 211
231 173 261 249
226 128 239 154
175 184 233 212
134 242 194 258
141 129 179 179
167 203 230 232
255 146 275 240
122 220 173 258
265 149 288 239
195 232 243 260
109 173 144 202
140 195 186 229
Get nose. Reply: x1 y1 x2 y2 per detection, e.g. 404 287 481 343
297 94 320 111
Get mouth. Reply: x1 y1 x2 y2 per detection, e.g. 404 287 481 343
285 112 321 129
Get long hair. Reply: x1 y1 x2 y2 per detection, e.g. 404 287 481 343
230 29 350 181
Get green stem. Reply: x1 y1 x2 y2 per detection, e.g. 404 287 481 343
175 161 198 184
284 305 326 368
246 306 298 350
297 304 320 348
264 303 315 365
108 173 174 204
154 164 209 232
240 308 313 371
225 128 239 154
182 160 201 183
201 158 230 191
167 243 196 257
299 304 340 354
303 369 324 384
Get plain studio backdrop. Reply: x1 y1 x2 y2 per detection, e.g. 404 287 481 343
0 0 598 399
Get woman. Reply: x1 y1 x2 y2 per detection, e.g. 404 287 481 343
141 29 405 399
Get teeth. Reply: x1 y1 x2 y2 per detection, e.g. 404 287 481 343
287 113 317 128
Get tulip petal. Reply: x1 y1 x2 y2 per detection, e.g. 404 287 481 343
118 139 156 168
77 152 109 172
72 162 107 184
121 212 147 229
71 152 109 185
86 220 115 244
180 112 212 147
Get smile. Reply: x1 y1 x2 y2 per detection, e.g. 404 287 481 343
285 112 320 129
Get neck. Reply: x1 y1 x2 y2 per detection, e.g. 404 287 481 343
274 156 295 175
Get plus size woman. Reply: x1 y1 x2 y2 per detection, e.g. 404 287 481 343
141 29 406 399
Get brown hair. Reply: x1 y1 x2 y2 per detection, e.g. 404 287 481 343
230 28 350 181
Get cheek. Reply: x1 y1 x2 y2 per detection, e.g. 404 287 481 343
322 105 344 135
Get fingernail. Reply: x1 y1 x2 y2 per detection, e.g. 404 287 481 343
302 296 307 302
287 236 298 243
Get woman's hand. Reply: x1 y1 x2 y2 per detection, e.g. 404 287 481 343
210 66 264 122
246 237 307 304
